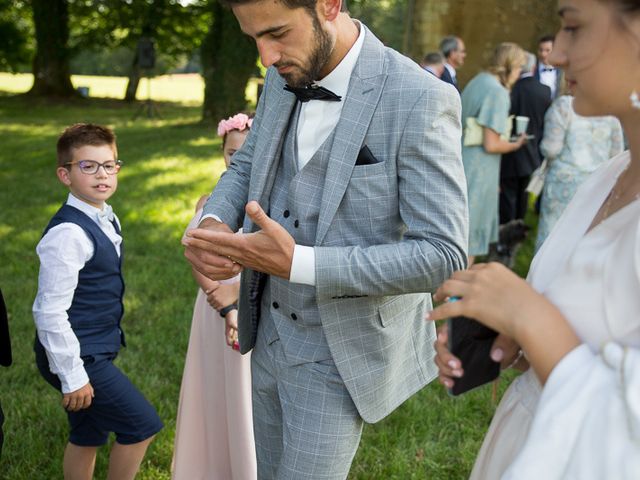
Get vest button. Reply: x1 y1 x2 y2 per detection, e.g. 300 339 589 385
294 220 299 228
290 313 298 321
272 302 279 309
283 210 290 218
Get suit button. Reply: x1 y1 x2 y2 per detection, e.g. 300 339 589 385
272 302 279 309
291 313 297 321
283 210 290 218
294 220 299 228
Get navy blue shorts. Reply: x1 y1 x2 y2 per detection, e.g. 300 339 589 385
36 351 163 447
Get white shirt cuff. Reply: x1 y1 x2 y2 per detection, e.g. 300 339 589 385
60 364 90 394
199 213 222 226
290 245 316 285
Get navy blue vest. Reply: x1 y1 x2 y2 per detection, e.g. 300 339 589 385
36 204 125 357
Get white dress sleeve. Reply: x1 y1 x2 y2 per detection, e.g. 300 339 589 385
503 213 640 480
502 343 640 480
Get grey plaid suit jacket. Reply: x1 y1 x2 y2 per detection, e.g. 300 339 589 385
205 25 468 423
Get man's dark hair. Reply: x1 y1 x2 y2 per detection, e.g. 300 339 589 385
422 51 443 65
439 36 460 60
538 34 555 45
57 123 117 167
221 0 348 13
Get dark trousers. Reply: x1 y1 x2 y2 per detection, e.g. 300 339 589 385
500 175 530 224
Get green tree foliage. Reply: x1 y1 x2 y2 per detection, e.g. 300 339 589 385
67 0 210 100
349 0 408 52
201 2 257 123
0 0 32 72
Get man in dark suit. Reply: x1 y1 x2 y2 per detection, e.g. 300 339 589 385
420 51 444 78
500 52 552 225
534 34 563 99
439 35 466 91
0 289 11 457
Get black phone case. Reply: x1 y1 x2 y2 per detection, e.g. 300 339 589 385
447 316 500 396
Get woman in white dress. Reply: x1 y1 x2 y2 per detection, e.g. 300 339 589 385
172 113 257 480
429 0 640 478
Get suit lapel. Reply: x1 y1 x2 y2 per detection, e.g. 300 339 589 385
248 71 297 231
315 28 386 244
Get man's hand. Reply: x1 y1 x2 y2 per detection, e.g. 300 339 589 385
206 282 240 310
62 382 94 411
183 217 243 280
184 201 295 279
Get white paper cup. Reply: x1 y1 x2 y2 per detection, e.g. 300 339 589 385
515 116 530 135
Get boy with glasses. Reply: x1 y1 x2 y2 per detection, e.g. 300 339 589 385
33 123 162 480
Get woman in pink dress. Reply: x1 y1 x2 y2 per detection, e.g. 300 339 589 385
173 113 257 480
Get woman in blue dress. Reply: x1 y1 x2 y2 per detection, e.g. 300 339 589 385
535 93 624 250
461 43 528 263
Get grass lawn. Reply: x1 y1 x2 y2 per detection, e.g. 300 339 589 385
0 84 536 479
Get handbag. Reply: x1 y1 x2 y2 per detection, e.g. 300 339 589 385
463 115 514 147
526 159 549 196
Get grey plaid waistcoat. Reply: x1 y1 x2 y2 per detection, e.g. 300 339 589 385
260 104 334 363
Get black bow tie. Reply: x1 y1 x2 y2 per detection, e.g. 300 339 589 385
284 84 342 103
542 67 555 72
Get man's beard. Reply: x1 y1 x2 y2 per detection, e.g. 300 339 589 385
279 14 334 87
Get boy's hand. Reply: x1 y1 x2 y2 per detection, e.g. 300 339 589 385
62 382 94 411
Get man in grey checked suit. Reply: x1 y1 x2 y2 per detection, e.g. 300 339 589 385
184 0 468 477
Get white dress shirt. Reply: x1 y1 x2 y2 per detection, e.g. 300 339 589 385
202 23 366 286
538 63 558 98
288 21 365 285
33 193 122 393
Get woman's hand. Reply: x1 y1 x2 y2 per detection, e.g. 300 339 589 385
428 263 578 384
206 282 240 310
432 324 527 390
433 323 463 390
428 263 539 339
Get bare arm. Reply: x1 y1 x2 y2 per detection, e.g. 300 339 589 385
483 127 527 154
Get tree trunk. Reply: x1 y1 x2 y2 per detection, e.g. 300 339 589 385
29 0 76 97
124 54 142 102
201 3 257 123
407 0 559 88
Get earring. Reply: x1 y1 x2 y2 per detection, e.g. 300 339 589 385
631 90 640 110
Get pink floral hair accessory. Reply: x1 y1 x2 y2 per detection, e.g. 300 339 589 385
217 113 253 137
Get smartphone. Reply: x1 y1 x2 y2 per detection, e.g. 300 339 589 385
447 316 500 396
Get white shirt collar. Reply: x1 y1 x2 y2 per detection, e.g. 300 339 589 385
67 193 112 224
444 62 456 79
520 71 534 79
315 20 365 98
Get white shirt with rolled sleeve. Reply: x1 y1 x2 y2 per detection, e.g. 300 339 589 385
33 193 122 394
201 22 366 286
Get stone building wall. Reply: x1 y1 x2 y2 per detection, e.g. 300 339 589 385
405 0 560 87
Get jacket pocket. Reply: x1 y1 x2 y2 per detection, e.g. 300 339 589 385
378 293 426 328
